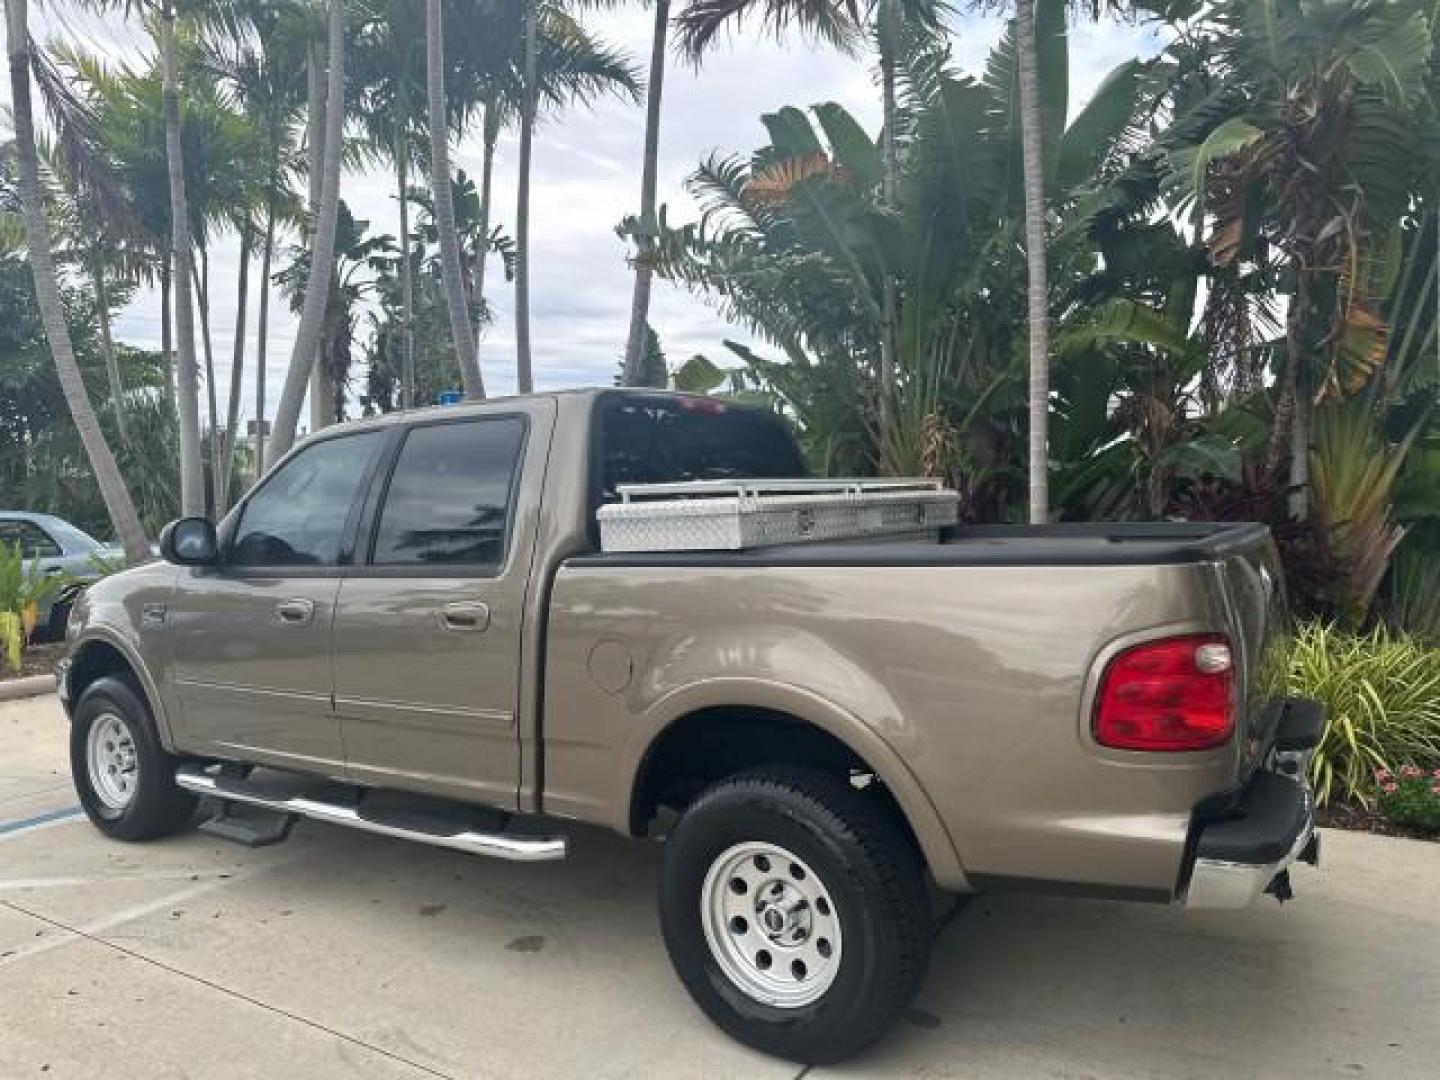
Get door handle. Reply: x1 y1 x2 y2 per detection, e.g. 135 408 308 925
438 601 490 633
275 598 315 626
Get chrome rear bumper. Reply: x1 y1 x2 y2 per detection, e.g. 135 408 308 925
1184 697 1324 910
1185 798 1318 909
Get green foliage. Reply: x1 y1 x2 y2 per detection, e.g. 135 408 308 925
1374 765 1440 832
0 613 21 674
1287 623 1440 806
1308 400 1423 625
0 254 173 539
0 541 70 673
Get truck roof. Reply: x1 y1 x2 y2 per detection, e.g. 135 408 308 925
295 388 744 440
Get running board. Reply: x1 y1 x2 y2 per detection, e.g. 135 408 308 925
175 765 567 862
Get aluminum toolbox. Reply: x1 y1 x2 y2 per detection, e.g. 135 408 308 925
596 478 961 553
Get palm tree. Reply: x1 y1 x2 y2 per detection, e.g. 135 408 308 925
1015 0 1049 522
451 3 638 386
620 0 670 387
675 0 938 436
350 0 425 408
160 0 205 516
4 0 150 561
426 0 483 398
269 0 347 462
514 0 538 394
201 2 306 479
1162 0 1437 518
305 18 330 433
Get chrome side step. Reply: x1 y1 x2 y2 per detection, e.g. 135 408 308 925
176 765 567 862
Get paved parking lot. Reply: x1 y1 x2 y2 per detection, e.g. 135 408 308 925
3 692 1439 1079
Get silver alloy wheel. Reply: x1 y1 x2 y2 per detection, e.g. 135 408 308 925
701 841 843 1008
86 711 138 812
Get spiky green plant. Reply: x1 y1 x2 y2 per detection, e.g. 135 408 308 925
0 541 71 671
1287 622 1440 806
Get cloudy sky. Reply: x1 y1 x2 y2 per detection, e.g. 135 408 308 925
7 5 1160 425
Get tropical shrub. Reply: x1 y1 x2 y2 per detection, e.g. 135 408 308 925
1374 765 1440 833
0 541 69 673
1287 623 1440 805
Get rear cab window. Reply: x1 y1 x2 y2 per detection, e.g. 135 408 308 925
594 395 807 512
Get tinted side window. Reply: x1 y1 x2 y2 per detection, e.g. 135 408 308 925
230 432 383 567
0 521 61 559
371 419 525 568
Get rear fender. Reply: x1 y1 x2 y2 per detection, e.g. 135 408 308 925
621 676 969 892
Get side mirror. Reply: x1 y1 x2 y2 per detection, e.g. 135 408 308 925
159 517 218 566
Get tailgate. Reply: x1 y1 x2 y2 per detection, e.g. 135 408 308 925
1210 530 1292 779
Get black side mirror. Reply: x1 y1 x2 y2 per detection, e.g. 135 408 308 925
159 517 218 566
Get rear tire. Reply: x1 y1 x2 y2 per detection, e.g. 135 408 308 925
659 767 931 1064
70 676 197 841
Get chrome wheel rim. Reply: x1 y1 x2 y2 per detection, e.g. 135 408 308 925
86 711 138 812
701 841 843 1008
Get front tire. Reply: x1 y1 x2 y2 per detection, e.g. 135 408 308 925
659 767 931 1064
70 676 197 841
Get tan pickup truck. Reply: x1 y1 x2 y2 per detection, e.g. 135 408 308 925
58 389 1323 1064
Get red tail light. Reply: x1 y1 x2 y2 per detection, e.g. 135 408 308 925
1094 634 1235 751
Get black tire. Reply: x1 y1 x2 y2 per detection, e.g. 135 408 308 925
70 675 197 841
659 767 931 1064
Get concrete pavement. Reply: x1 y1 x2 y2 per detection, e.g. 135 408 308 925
2 693 1438 1079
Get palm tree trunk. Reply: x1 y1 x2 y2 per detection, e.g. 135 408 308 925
1271 266 1310 518
305 34 332 436
161 0 205 517
160 251 173 400
218 221 253 514
513 0 538 395
1016 0 1050 524
426 0 483 399
255 194 275 477
193 250 221 513
6 0 149 562
621 0 670 387
270 1 347 462
471 104 499 353
397 143 416 409
90 251 129 446
877 0 900 444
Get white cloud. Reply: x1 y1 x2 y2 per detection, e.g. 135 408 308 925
3 7 1161 420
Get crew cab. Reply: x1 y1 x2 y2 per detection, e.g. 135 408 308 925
58 389 1322 1064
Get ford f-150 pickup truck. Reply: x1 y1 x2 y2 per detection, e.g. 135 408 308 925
58 389 1323 1064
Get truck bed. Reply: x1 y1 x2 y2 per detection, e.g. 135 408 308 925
568 521 1272 568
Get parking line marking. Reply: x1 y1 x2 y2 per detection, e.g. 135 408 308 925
0 873 261 970
0 868 246 891
0 805 84 838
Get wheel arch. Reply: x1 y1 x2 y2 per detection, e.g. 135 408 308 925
67 630 177 751
623 679 968 892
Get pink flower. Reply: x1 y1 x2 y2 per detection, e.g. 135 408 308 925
1375 767 1393 783
1432 768 1440 780
1382 782 1399 795
1401 765 1423 780
1431 783 1440 796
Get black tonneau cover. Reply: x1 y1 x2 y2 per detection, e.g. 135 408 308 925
569 521 1272 569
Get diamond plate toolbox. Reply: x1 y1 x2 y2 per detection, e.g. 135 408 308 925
596 478 961 553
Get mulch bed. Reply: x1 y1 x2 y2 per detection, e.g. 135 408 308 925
1317 799 1439 843
0 642 63 683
